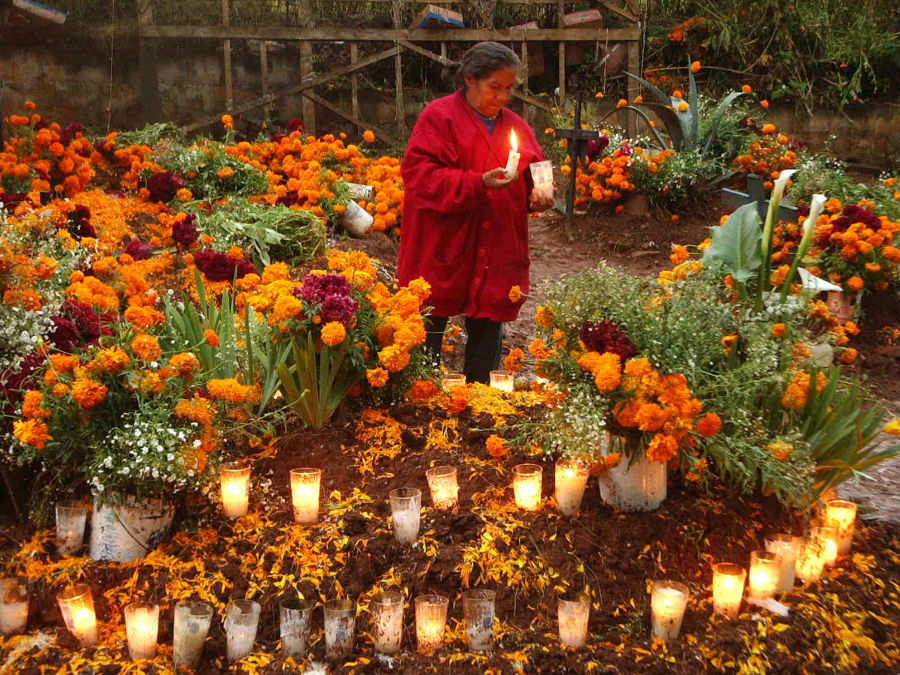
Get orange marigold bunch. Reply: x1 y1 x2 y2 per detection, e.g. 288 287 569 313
780 369 827 411
207 378 260 405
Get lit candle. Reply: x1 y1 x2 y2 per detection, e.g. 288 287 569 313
279 598 313 658
173 601 213 669
124 602 159 660
0 578 28 636
711 563 745 618
414 594 448 653
650 581 688 642
824 499 857 555
765 534 801 593
425 466 458 511
370 591 404 655
55 502 88 556
290 468 322 524
225 600 261 662
555 460 589 516
441 372 466 390
795 535 826 584
220 463 251 519
489 369 515 392
57 585 98 646
748 551 782 599
557 594 590 648
505 129 521 178
513 463 543 511
323 598 356 661
389 488 422 545
814 524 839 566
462 589 495 652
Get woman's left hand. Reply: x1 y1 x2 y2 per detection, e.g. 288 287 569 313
529 187 557 212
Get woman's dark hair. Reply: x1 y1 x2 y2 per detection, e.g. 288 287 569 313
451 41 520 89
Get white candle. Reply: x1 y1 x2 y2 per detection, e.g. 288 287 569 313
555 460 589 516
505 130 521 178
124 602 159 660
323 598 355 662
279 598 313 658
513 463 542 511
57 585 98 646
0 578 28 635
650 581 688 642
55 503 88 556
462 589 495 652
529 159 554 201
425 466 458 511
824 499 857 554
489 369 515 392
815 525 839 566
173 601 213 669
290 468 322 524
389 488 421 545
711 563 745 618
765 534 800 593
557 594 590 648
441 372 466 390
220 463 251 519
414 594 448 653
370 591 404 655
795 536 826 583
225 600 261 662
748 551 782 599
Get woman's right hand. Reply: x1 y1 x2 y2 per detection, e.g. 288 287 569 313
482 167 518 189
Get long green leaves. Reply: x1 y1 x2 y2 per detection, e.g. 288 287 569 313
701 203 763 291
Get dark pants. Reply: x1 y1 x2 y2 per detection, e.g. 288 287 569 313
425 315 503 384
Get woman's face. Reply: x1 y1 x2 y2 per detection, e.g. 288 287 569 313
464 66 518 118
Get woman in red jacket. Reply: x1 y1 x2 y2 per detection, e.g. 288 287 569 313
398 41 551 383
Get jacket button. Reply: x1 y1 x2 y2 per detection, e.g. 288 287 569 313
482 221 490 229
478 248 486 257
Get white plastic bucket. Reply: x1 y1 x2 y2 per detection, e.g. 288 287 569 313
598 446 666 512
345 182 375 201
89 496 174 562
341 200 374 237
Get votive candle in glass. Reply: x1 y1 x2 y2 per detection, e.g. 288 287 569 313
555 459 589 516
279 598 313 658
513 463 543 511
441 373 466 390
55 502 88 556
711 563 745 618
290 468 322 524
462 589 495 652
225 600 261 662
814 524 839 566
173 601 213 669
425 466 458 511
57 584 98 646
220 463 251 519
389 488 422 545
370 591 404 655
124 602 159 660
650 581 689 642
748 551 782 599
0 578 28 635
795 535 826 584
489 369 515 392
824 499 857 555
414 594 448 653
765 534 801 593
557 593 590 648
324 598 356 661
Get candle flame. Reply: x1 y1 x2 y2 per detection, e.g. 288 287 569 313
510 129 518 152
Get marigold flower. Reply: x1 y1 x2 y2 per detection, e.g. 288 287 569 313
677 101 689 112
203 329 220 347
22 391 51 419
839 347 858 364
771 323 786 338
884 419 900 435
766 440 792 460
669 244 689 265
741 84 752 93
760 99 770 109
509 285 523 303
528 338 553 360
672 90 683 99
534 305 553 328
88 347 130 375
485 434 507 458
504 348 525 373
623 357 653 378
366 367 389 387
448 386 470 414
321 321 347 347
175 395 213 426
594 91 604 98
634 402 670 432
721 334 737 353
124 305 165 329
49 354 80 373
221 114 234 129
207 378 259 404
592 352 622 393
690 60 701 73
14 419 52 449
378 344 410 372
846 276 864 292
176 188 193 202
169 352 201 376
363 129 375 143
616 99 627 109
71 378 108 410
217 167 235 179
696 412 721 438
646 433 678 462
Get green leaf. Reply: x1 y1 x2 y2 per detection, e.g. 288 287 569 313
702 92 747 155
701 203 763 282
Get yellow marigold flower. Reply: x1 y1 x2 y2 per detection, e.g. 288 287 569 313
669 244 689 265
697 412 721 437
321 321 347 347
366 367 389 387
528 338 553 360
504 348 525 373
221 114 234 129
846 276 864 292
22 391 50 419
485 434 506 458
766 440 793 460
690 60 701 73
124 305 165 329
761 123 776 134
217 167 235 179
534 305 553 328
169 352 201 376
839 347 858 364
13 419 52 449
71 378 108 410
592 352 622 393
646 433 678 462
883 419 900 435
407 278 431 304
88 347 130 375
771 323 786 338
203 329 220 347
616 98 627 109
175 395 213 426
378 344 410 373
268 295 303 326
207 378 258 404
577 351 603 374
363 129 375 143
677 101 689 112
508 285 523 303
261 262 291 284
176 188 193 202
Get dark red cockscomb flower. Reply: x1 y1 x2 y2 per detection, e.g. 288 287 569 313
579 320 636 361
146 171 184 203
124 238 155 261
586 136 610 161
0 192 29 209
287 118 305 134
172 214 198 247
193 249 256 282
65 205 97 239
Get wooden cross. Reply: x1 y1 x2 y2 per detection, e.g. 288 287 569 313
553 94 600 229
721 173 799 221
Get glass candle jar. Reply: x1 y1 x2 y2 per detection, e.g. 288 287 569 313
290 468 322 524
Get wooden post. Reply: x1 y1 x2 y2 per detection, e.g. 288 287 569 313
295 0 316 135
392 0 406 136
557 0 566 102
222 0 233 111
260 40 270 124
626 33 640 137
137 0 162 124
520 40 533 124
350 42 359 130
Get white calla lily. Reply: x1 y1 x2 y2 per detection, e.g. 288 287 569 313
802 193 827 237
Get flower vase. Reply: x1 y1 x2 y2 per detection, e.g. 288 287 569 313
825 291 857 323
624 192 650 218
89 495 174 562
598 437 667 511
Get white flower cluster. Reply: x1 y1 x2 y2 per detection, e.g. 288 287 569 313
544 382 609 459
